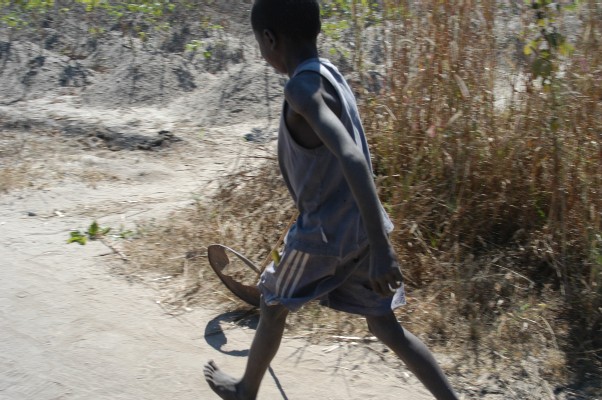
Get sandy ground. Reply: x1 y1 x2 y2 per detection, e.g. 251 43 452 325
0 98 441 400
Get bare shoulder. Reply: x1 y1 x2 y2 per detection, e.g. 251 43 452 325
282 70 343 149
284 71 323 111
285 71 341 117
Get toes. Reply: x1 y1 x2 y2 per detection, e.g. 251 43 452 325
204 360 217 372
203 360 218 381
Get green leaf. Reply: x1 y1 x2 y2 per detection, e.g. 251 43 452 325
88 221 99 237
68 231 87 245
559 42 574 57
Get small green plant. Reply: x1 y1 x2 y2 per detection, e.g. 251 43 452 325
186 22 224 60
185 38 206 57
0 12 26 29
67 220 111 245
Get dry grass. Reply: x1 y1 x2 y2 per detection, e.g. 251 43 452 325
120 163 291 307
0 163 32 193
0 130 42 192
356 0 601 391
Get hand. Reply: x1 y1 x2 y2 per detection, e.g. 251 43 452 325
369 244 404 297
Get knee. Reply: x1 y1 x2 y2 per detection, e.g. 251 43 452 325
260 298 289 323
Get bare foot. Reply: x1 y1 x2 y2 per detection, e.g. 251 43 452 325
204 360 243 400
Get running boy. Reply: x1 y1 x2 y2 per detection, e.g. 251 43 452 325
204 1 459 399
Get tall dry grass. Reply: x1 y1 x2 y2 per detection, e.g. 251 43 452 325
353 0 601 385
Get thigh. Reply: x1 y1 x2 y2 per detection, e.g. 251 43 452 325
321 246 395 316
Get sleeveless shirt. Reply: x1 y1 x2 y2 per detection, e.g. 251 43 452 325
278 58 393 258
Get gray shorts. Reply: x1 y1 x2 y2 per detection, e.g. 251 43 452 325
258 244 403 316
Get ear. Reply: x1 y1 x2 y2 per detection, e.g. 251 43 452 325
263 29 277 50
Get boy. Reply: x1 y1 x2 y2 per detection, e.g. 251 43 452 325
204 1 459 399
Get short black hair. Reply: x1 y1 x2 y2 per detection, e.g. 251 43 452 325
251 0 321 42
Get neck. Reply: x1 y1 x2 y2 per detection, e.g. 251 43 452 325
284 40 319 78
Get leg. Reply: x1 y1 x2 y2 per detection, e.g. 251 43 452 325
204 297 289 400
366 312 459 400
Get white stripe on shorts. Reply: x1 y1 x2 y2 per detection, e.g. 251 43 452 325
274 249 309 298
274 249 298 295
285 252 310 298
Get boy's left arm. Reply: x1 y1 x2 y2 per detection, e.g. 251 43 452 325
285 75 403 297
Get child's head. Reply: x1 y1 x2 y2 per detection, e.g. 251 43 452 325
251 0 321 43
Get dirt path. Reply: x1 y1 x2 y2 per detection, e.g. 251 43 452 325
0 114 435 400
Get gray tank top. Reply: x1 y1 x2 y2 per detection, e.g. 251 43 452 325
278 58 393 257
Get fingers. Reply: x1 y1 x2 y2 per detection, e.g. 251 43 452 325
368 248 404 296
373 278 402 297
388 280 402 292
372 268 404 297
